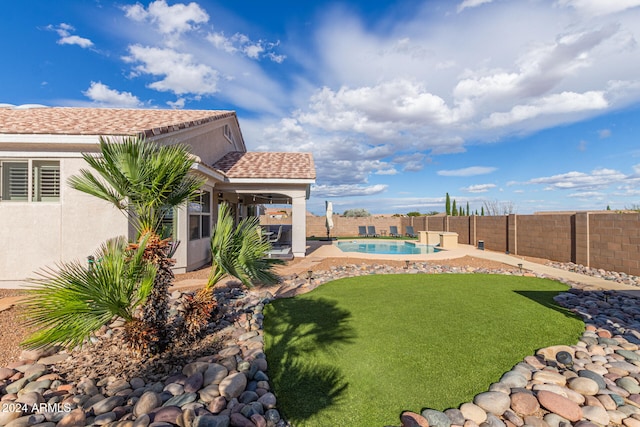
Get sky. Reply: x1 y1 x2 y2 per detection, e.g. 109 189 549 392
2 0 640 215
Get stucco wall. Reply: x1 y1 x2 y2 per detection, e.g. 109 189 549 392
175 118 244 165
0 156 129 288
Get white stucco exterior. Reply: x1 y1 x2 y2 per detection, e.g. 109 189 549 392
0 108 315 288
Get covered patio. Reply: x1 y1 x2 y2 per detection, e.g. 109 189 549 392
205 151 315 258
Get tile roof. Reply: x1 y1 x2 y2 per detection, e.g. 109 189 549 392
212 151 316 180
0 107 235 138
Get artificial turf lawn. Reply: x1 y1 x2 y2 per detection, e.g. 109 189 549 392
263 274 584 427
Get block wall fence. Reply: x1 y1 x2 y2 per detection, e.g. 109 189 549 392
262 212 640 276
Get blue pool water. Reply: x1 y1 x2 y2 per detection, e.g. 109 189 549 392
336 241 440 255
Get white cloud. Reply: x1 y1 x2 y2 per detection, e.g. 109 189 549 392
526 168 628 190
311 184 388 198
457 0 494 13
557 0 640 17
82 82 142 108
392 153 429 172
48 23 93 48
123 0 209 35
167 98 186 109
206 31 284 63
123 45 219 95
462 184 497 193
482 91 608 128
437 166 497 177
567 191 605 199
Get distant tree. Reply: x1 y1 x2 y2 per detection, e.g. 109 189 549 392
606 205 611 210
626 204 640 212
343 208 371 217
426 211 440 216
407 211 422 217
466 202 470 216
482 199 516 216
452 200 458 216
445 193 451 215
475 209 479 216
481 207 485 216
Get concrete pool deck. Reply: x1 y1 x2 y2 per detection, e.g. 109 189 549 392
288 239 640 296
2 239 638 312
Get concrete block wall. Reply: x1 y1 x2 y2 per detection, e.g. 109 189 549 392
268 212 640 276
589 212 640 276
475 216 508 252
516 214 574 262
448 216 471 244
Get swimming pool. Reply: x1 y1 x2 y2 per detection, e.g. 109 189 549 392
336 241 440 255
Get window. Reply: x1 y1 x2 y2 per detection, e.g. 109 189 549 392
1 160 60 202
33 161 60 202
188 190 211 240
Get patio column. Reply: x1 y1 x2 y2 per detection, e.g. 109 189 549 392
291 195 307 257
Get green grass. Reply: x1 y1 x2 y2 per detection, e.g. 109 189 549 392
263 274 584 427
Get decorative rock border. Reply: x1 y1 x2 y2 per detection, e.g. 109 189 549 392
0 286 289 427
2 263 640 427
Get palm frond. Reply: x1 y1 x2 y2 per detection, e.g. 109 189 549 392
207 203 282 290
20 236 156 350
67 136 205 237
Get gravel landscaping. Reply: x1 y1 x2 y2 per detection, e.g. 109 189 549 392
3 257 640 426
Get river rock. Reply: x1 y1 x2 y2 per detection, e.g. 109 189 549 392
421 409 451 427
474 391 511 415
567 377 599 395
134 392 162 417
460 402 487 424
152 406 182 424
581 405 610 425
56 408 86 427
510 392 540 416
400 411 429 427
204 364 229 386
537 390 583 422
218 373 247 399
193 414 230 427
184 373 204 394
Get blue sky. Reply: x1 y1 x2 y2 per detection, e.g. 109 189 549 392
3 0 640 215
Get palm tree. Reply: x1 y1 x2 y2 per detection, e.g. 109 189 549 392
209 203 282 288
68 135 205 353
21 236 156 352
181 203 283 340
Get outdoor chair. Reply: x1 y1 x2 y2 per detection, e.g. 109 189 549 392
367 225 379 237
268 226 283 245
389 226 399 237
358 226 367 237
405 225 417 238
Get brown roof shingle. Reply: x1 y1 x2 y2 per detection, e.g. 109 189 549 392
0 107 235 138
213 152 316 180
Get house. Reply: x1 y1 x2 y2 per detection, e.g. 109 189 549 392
0 106 315 288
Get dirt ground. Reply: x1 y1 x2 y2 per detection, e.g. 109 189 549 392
0 253 550 367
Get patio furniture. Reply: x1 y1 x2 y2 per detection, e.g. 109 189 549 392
405 225 417 238
367 225 379 237
358 226 367 237
389 226 399 237
268 226 283 245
